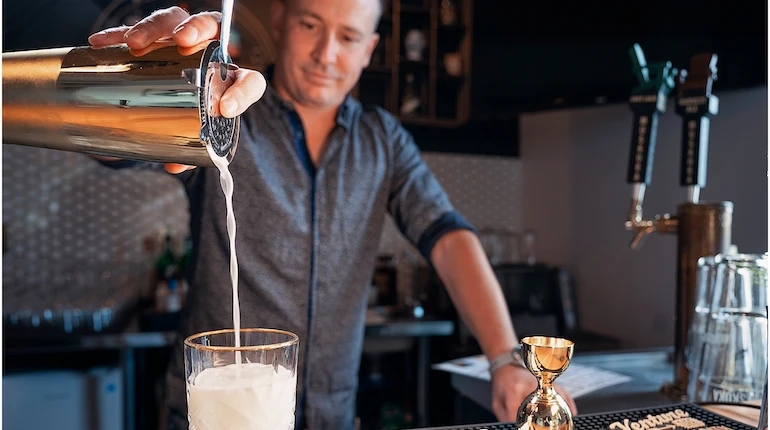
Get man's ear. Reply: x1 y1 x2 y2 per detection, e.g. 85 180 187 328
270 0 287 43
362 33 381 68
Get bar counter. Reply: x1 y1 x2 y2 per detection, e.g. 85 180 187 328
450 347 676 414
6 316 764 430
448 347 763 428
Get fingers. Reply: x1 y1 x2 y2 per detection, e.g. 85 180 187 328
176 40 217 57
123 7 191 51
565 393 578 415
491 398 508 422
491 394 521 422
89 8 223 58
88 6 193 55
503 395 521 421
171 12 222 48
165 163 197 174
88 25 132 48
491 392 519 422
219 69 268 118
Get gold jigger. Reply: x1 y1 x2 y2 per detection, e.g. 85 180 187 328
515 336 575 430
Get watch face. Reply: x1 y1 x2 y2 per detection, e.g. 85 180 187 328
90 0 276 71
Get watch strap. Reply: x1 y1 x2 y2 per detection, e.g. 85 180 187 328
489 346 526 375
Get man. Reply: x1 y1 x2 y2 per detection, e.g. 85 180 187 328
89 0 576 428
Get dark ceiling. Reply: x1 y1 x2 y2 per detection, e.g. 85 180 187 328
470 0 768 114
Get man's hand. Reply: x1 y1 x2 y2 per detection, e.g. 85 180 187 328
491 365 578 423
428 230 578 421
88 6 267 174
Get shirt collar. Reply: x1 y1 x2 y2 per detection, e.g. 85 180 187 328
261 64 357 130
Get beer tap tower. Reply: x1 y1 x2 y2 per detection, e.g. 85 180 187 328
623 44 732 400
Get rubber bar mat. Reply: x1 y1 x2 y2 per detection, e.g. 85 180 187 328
411 403 756 429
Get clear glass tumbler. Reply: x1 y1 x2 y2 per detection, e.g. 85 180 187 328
694 253 768 403
685 255 720 372
184 328 300 430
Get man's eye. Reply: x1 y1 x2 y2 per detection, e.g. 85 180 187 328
300 21 316 30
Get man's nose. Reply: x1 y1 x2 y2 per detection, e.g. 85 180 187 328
313 32 339 65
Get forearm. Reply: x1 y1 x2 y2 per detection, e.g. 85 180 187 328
430 229 518 359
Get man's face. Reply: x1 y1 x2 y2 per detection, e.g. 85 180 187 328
270 0 381 110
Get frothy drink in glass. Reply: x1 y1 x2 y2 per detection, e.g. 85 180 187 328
184 329 299 430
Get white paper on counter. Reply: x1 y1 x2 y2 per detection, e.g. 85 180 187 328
432 355 632 399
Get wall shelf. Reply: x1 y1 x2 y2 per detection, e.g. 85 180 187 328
354 0 473 127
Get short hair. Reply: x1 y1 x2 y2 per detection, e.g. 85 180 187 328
378 0 390 14
375 0 390 28
280 0 387 32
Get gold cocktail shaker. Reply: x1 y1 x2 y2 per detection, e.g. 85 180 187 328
2 41 239 167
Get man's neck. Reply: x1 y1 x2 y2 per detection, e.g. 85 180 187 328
292 103 338 130
272 76 340 165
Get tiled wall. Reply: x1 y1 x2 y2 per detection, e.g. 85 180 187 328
3 146 522 283
2 145 190 287
378 151 523 262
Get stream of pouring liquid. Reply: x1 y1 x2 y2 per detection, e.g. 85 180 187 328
208 0 241 365
205 144 242 367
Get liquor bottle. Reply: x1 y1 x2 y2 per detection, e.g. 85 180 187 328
154 232 178 283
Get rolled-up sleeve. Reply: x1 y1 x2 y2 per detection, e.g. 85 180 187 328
386 124 476 260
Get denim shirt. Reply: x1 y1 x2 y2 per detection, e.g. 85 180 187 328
120 77 474 429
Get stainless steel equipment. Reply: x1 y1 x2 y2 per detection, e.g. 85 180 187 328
623 44 729 400
2 40 239 167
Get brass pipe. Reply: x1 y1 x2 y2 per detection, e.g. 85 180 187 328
627 200 732 400
662 201 732 399
2 41 239 167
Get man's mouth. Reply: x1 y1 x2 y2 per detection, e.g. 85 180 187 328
305 70 336 84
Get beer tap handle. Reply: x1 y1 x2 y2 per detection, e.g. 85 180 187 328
676 53 719 203
625 44 678 223
630 44 650 85
626 44 654 195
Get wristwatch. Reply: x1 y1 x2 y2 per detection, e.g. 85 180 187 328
489 346 526 375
